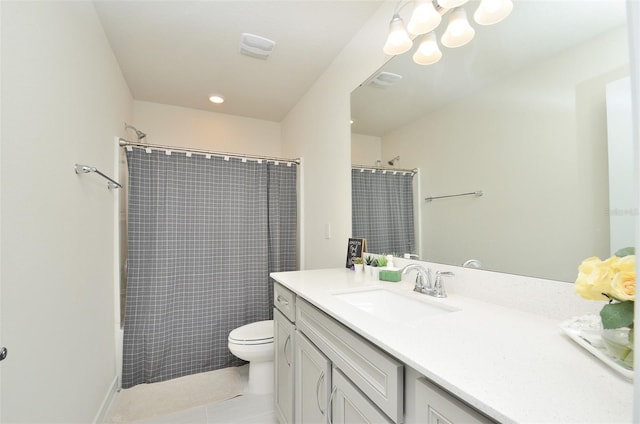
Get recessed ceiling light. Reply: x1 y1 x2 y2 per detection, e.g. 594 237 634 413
209 95 224 104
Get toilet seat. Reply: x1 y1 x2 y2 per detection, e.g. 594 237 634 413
228 320 273 345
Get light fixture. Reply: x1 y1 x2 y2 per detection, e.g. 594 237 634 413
208 95 224 104
383 14 413 55
382 0 513 65
413 32 442 65
474 0 513 25
441 7 475 48
407 0 441 35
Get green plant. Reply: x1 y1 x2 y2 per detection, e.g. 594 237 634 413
377 256 388 267
352 257 363 265
364 256 374 266
371 258 379 267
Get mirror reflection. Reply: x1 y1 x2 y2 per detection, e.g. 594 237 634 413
351 0 632 282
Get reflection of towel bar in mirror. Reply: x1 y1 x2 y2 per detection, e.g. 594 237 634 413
425 190 483 202
74 164 122 189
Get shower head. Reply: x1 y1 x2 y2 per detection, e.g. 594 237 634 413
124 123 147 141
387 156 400 166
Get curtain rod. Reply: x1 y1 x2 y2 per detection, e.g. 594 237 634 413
352 164 417 175
118 138 300 164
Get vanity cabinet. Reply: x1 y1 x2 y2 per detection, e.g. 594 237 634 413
274 284 296 424
294 331 331 423
296 298 404 423
414 377 495 424
276 281 490 424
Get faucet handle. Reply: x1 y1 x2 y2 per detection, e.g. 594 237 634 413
433 271 454 298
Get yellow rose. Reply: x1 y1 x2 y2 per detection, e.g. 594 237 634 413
614 255 635 273
575 257 612 301
609 255 635 301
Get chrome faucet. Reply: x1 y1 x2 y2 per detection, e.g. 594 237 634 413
401 264 454 298
433 271 455 298
401 264 432 294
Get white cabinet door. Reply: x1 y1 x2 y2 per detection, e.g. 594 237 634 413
274 309 295 424
331 368 393 424
295 332 331 424
414 378 494 424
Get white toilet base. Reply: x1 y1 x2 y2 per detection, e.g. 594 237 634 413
248 360 274 394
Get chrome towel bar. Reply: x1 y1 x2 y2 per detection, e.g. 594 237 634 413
425 190 483 202
74 164 122 189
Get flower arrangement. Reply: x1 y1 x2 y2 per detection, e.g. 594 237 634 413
575 247 635 366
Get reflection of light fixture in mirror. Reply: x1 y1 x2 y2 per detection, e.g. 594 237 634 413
413 32 442 65
382 0 512 65
383 14 413 55
407 0 441 35
437 0 469 9
441 7 475 48
474 0 513 25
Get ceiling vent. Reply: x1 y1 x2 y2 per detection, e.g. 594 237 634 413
366 71 403 89
239 33 276 60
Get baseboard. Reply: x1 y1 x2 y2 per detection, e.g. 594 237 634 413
93 375 120 424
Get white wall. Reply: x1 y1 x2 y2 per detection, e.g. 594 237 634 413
381 27 629 282
351 133 382 166
281 2 393 269
0 2 132 422
606 76 635 253
132 101 282 157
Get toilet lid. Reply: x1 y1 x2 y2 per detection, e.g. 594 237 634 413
228 320 274 345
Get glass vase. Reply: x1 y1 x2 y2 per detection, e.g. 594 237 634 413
601 327 634 369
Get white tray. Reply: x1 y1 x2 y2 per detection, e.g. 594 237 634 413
560 315 633 380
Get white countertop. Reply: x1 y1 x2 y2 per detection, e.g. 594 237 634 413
271 267 634 424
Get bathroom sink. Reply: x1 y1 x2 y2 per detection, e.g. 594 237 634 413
332 288 457 326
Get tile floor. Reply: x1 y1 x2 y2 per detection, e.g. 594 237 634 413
120 366 276 424
137 393 276 424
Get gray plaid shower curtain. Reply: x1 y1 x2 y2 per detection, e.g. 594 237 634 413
122 147 297 388
352 168 414 255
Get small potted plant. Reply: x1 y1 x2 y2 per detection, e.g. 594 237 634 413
370 257 381 279
364 255 374 275
352 257 364 273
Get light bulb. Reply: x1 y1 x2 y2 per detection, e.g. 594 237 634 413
474 0 513 25
383 14 413 55
413 32 442 65
407 0 442 35
441 7 475 48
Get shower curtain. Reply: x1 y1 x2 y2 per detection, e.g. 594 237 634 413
352 168 415 255
122 147 297 389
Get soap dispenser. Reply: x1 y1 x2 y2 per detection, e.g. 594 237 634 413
386 254 394 269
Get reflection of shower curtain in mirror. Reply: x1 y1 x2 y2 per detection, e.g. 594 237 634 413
122 147 297 389
352 169 414 255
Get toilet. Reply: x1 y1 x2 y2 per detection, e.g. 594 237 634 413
228 320 274 394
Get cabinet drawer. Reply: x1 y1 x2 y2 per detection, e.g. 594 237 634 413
296 298 403 423
274 283 296 322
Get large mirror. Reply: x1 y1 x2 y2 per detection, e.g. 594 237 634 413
351 0 632 282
